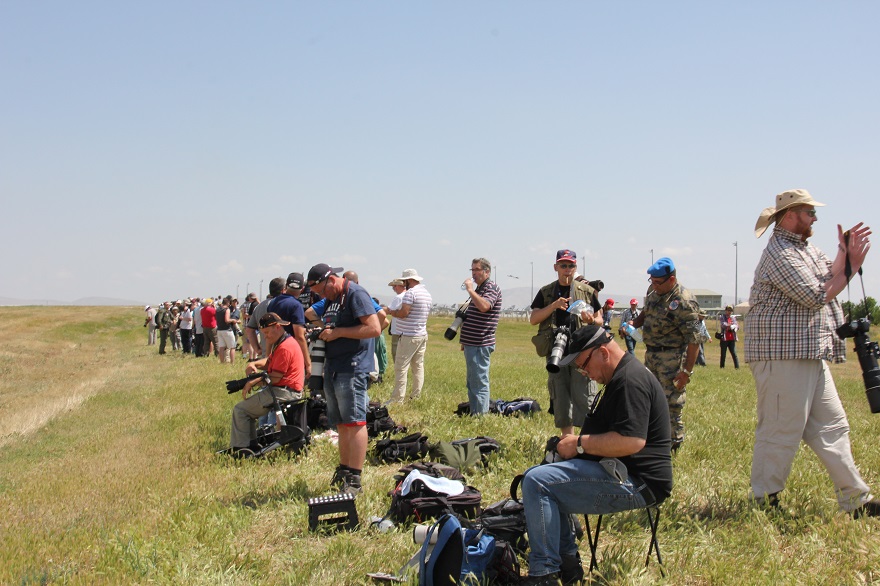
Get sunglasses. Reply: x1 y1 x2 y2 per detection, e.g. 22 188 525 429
800 209 817 218
574 347 598 376
557 263 577 269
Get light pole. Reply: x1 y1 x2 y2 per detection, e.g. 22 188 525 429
259 279 264 300
530 261 534 302
246 282 250 297
236 284 240 300
650 249 654 264
733 241 738 306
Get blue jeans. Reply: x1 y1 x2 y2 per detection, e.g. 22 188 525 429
624 336 637 355
324 369 369 426
464 344 494 415
521 459 647 577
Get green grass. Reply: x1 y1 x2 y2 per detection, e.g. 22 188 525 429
1 307 879 584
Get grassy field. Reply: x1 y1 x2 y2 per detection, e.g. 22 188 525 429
2 306 879 585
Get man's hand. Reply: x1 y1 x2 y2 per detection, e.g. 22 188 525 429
463 278 475 292
556 434 579 459
319 327 339 342
552 296 571 311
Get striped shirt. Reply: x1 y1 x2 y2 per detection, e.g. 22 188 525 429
397 284 432 337
744 227 846 363
460 280 502 346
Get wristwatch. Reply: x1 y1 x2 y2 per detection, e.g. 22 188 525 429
681 369 694 376
576 435 585 455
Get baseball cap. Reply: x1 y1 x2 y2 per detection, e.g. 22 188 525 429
259 312 290 328
558 325 615 366
606 299 615 307
556 249 577 263
630 298 638 305
287 272 304 289
307 263 343 286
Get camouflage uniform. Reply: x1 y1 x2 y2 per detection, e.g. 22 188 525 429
641 282 702 447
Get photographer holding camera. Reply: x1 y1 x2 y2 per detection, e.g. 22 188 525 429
745 189 878 517
228 312 305 456
530 249 601 437
459 257 502 415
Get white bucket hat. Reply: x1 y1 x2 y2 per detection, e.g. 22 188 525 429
754 189 825 238
400 268 424 282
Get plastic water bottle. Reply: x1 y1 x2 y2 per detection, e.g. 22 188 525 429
370 516 395 533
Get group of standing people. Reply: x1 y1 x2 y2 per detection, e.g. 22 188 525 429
144 296 247 362
519 188 878 584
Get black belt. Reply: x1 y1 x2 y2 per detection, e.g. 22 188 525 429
645 345 683 353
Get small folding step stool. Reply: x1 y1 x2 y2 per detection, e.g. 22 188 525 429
308 492 359 532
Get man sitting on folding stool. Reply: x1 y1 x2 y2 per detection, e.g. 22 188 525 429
520 325 673 585
229 312 305 456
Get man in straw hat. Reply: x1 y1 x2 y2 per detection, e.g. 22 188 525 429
745 188 878 517
387 268 433 404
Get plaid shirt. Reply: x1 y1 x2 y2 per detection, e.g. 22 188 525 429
744 227 846 363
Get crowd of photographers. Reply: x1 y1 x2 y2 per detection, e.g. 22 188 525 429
141 189 880 584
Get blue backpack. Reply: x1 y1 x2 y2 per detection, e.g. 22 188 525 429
417 514 495 586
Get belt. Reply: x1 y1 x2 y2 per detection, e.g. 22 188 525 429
645 344 683 353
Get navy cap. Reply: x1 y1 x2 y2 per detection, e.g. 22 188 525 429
647 257 675 277
556 249 577 263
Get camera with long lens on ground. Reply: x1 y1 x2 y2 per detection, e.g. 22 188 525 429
836 317 880 413
444 299 471 340
545 326 571 373
307 326 327 391
225 371 269 393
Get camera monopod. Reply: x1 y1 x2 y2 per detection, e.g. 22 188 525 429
837 229 880 413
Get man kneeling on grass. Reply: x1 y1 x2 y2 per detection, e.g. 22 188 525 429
229 312 304 456
520 325 673 585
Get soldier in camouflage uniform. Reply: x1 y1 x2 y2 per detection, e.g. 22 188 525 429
632 257 701 451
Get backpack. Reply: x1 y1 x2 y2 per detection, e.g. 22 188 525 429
495 397 541 416
430 437 501 473
366 402 406 438
374 433 430 464
454 400 498 417
388 464 482 524
306 395 329 432
475 475 528 554
417 514 464 586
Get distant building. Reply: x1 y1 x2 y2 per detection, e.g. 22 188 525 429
689 289 723 314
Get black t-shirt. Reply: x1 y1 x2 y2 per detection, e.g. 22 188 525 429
531 282 601 329
580 353 673 501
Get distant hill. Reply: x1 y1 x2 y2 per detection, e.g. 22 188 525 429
0 296 144 307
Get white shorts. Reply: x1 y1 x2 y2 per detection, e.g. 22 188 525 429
217 329 236 349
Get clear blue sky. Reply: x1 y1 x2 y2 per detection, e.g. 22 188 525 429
2 2 878 307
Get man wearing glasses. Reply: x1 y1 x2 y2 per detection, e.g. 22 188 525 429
460 257 503 415
530 249 602 436
631 257 701 453
306 263 381 496
519 325 672 585
746 189 879 516
229 312 305 456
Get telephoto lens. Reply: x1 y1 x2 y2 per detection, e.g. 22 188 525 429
546 327 570 373
308 338 326 391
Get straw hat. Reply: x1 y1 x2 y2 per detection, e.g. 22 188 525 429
754 189 825 238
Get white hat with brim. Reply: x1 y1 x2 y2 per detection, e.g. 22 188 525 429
754 189 825 238
400 268 424 282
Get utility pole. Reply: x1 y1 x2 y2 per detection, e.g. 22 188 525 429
733 241 738 305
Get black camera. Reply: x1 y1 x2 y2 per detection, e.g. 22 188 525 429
836 318 880 413
546 326 571 373
225 371 268 394
444 305 468 341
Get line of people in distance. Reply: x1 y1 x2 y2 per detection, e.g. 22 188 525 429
144 295 248 363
